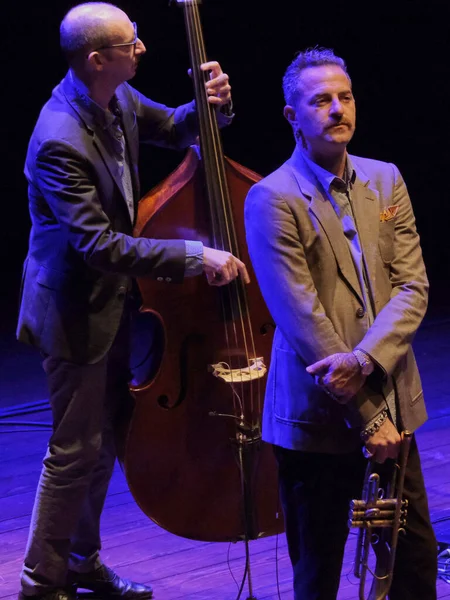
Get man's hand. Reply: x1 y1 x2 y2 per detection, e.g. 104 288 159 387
201 61 231 106
188 62 232 107
306 352 366 402
203 246 250 286
365 419 401 463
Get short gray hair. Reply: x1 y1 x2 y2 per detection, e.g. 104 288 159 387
282 47 350 106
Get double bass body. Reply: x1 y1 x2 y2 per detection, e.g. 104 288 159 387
120 1 282 543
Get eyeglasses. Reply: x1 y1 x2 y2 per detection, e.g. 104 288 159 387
94 22 138 51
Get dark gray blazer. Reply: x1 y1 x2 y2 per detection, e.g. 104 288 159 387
17 72 226 364
244 146 429 453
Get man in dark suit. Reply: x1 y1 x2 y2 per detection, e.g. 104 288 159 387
244 47 437 599
16 3 248 600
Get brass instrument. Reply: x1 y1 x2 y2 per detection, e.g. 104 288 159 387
348 430 412 600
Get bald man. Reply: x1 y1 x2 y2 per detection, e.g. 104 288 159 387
16 3 245 600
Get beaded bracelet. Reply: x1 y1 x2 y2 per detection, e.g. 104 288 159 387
360 408 388 442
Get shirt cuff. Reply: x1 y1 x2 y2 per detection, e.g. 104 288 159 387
220 99 234 117
217 100 234 128
184 240 204 278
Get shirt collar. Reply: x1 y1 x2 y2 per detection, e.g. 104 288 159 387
300 150 356 193
68 69 120 130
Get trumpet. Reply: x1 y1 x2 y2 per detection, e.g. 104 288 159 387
348 430 412 600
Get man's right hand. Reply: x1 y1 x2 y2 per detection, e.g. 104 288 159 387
306 352 366 402
365 418 401 463
203 247 250 286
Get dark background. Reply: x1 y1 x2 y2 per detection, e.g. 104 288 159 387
1 0 450 404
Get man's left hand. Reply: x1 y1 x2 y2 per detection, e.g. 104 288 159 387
200 61 232 106
306 352 366 402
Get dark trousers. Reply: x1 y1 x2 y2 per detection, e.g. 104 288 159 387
20 312 133 596
274 437 437 600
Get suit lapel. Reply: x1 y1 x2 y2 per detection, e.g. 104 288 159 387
349 169 380 304
61 74 135 226
91 128 128 201
288 150 364 305
309 193 365 304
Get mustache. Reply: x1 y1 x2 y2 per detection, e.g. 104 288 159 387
326 121 352 130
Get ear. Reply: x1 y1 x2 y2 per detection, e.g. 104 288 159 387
283 105 297 129
284 104 307 148
86 51 105 72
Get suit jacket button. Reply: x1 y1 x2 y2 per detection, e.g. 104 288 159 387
117 285 127 295
356 307 365 318
165 277 172 283
156 276 163 282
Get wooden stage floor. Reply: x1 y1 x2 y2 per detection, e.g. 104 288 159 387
1 317 450 599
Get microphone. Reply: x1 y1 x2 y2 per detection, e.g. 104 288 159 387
208 411 258 434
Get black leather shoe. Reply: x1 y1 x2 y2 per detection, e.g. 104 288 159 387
18 590 75 600
68 565 153 600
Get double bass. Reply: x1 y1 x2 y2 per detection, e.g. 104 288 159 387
120 0 283 548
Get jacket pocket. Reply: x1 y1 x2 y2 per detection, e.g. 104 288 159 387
378 220 395 264
36 266 69 290
410 389 423 406
272 346 337 424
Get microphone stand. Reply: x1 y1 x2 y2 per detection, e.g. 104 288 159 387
209 411 262 600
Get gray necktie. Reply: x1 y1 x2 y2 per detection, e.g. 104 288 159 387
332 179 397 426
110 117 134 222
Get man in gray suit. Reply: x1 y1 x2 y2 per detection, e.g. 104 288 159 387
245 47 436 599
16 3 248 600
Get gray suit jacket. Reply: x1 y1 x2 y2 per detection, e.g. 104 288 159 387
17 72 230 364
244 146 429 453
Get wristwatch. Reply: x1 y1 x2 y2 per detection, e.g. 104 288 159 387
352 349 374 376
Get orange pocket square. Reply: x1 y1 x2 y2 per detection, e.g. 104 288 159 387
380 205 399 222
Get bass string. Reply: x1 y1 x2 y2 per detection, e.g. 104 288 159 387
185 2 263 427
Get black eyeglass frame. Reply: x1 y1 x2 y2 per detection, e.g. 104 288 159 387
93 22 138 51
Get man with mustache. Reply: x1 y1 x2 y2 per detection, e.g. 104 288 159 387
245 47 437 599
16 3 248 600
